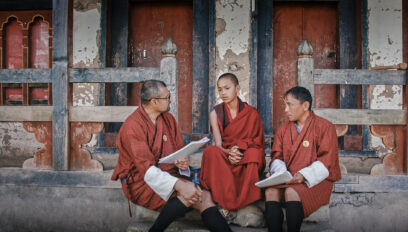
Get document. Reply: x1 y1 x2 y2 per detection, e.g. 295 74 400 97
158 137 210 164
255 171 293 188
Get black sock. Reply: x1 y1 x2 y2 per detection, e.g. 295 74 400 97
285 201 304 232
201 206 232 232
149 197 190 232
265 201 283 232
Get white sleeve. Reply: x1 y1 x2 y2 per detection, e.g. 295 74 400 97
269 159 287 173
178 167 191 177
298 161 329 188
144 166 179 201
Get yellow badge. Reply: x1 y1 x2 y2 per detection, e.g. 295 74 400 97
303 140 310 147
163 135 167 142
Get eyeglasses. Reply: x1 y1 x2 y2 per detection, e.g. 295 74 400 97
154 93 171 101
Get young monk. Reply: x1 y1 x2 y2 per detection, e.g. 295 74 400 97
200 73 266 211
264 86 341 232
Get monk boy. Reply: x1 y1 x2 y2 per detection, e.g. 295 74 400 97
264 86 341 232
200 73 266 211
111 80 231 232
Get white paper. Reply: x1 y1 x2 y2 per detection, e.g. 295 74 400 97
255 171 293 188
158 137 210 164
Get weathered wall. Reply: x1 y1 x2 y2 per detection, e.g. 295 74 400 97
215 0 251 104
0 124 41 167
368 0 402 156
72 0 103 147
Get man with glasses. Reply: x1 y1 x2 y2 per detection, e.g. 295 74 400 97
264 86 341 232
111 80 231 232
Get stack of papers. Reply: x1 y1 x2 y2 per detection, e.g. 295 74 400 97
255 171 293 188
158 137 210 164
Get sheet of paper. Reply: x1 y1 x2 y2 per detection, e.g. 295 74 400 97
255 171 293 188
158 137 210 164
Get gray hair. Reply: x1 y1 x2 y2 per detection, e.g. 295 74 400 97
140 80 167 104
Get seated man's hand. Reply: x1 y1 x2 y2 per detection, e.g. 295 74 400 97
285 172 305 185
174 180 202 206
228 149 243 165
174 158 189 170
265 171 274 178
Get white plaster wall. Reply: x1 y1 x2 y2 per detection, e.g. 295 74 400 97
215 0 251 104
73 7 101 68
73 0 102 147
368 0 402 155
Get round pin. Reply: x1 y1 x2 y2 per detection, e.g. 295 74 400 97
303 140 309 147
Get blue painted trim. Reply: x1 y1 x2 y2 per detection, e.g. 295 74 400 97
339 150 377 157
109 0 129 133
361 0 370 150
257 0 273 135
339 0 358 138
249 0 258 108
208 0 216 113
192 0 210 134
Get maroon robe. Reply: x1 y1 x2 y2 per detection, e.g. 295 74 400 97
111 106 184 211
270 111 341 217
200 100 266 210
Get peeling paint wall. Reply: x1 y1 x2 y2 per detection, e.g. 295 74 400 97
368 0 402 154
72 0 103 147
215 0 251 104
0 123 42 167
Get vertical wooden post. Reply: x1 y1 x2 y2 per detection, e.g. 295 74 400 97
160 38 178 120
297 39 314 98
249 0 258 108
257 0 273 136
109 0 128 133
192 0 209 135
52 0 69 171
339 0 358 144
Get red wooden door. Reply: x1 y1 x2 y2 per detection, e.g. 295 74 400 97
128 2 193 134
273 2 338 132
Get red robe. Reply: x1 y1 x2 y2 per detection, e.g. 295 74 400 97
270 111 341 217
200 100 266 210
111 106 184 211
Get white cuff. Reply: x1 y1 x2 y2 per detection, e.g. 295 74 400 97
298 161 329 188
269 159 287 174
179 167 191 177
144 166 178 201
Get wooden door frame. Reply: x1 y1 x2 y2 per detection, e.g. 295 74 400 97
257 0 358 137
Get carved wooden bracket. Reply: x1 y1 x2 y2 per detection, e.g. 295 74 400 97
22 122 53 170
335 125 348 137
370 125 404 175
70 122 104 171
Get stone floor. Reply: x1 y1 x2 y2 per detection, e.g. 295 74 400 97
127 221 335 232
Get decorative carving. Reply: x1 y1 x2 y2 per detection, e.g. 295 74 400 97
370 125 404 175
22 122 53 169
70 122 103 171
370 125 395 149
335 125 348 137
161 38 177 57
297 39 313 57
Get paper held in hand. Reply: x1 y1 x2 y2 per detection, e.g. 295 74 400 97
158 137 210 164
255 171 293 188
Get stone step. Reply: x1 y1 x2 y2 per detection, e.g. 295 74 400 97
127 221 334 232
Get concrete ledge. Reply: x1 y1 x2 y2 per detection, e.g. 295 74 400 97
0 168 120 188
1 168 408 232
